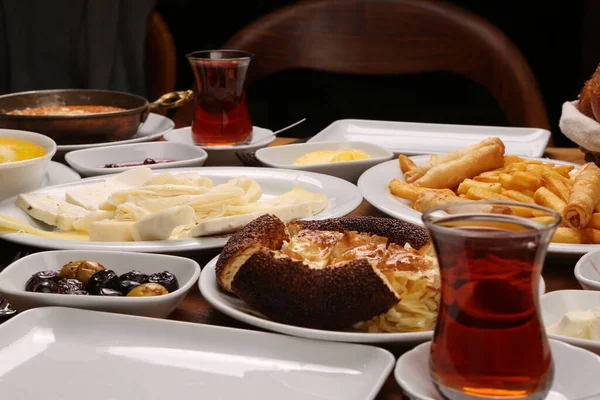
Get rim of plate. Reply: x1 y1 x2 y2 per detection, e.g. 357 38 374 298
56 113 174 152
0 166 363 253
357 156 590 255
199 255 433 344
394 339 600 400
164 126 275 150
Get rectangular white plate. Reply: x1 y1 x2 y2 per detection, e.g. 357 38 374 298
309 119 551 157
0 307 394 399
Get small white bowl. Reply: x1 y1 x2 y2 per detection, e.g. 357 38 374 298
575 250 600 291
0 129 57 200
255 141 394 182
64 142 208 176
0 250 200 318
541 290 600 354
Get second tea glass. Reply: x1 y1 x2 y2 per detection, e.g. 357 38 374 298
422 201 560 400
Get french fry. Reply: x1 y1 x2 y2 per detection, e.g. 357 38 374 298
473 175 501 184
499 172 543 192
553 164 574 177
533 187 566 213
585 213 600 230
530 216 559 225
525 164 545 172
506 163 527 172
504 155 525 165
523 190 535 197
466 188 512 202
541 171 571 202
457 179 502 195
524 159 543 165
389 179 421 202
583 228 600 244
399 155 417 174
501 190 535 204
543 168 574 187
553 227 584 244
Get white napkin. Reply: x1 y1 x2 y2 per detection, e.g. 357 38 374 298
559 100 600 151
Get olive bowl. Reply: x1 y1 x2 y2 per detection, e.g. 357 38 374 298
0 250 200 318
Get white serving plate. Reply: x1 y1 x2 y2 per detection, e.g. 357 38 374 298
542 290 600 355
575 250 600 291
0 307 395 400
55 113 174 155
255 141 394 183
65 142 208 176
199 255 546 344
0 167 362 252
394 340 600 400
358 156 588 255
42 162 81 186
0 250 200 318
164 126 275 166
309 119 551 157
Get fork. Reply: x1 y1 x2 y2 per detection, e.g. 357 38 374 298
0 250 28 318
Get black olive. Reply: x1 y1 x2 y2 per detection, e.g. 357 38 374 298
58 279 87 294
119 270 149 284
104 163 119 168
30 280 62 294
25 270 61 292
119 280 141 295
86 270 122 295
95 288 123 296
143 158 157 165
148 271 179 293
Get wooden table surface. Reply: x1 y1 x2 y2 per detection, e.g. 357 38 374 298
0 139 587 400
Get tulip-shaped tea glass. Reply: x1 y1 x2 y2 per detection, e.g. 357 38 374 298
422 201 560 400
187 50 254 146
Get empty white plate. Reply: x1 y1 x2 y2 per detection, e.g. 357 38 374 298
309 119 551 157
0 307 395 400
164 126 275 166
395 340 600 400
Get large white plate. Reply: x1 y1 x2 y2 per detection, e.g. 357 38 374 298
0 167 362 252
0 307 394 400
56 113 174 154
358 156 591 255
394 340 600 400
200 255 546 344
309 119 551 157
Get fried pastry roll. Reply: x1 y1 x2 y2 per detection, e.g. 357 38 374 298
413 190 511 215
404 137 504 183
563 163 600 229
412 141 505 189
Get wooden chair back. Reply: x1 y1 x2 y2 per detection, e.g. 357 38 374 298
223 0 550 130
145 11 177 100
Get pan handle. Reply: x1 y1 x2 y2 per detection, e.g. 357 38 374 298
148 89 194 110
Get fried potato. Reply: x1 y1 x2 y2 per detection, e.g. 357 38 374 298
533 187 566 214
541 171 570 202
457 179 502 195
553 227 584 244
501 190 535 204
399 155 417 174
499 172 543 192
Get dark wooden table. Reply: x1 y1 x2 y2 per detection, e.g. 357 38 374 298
0 141 585 400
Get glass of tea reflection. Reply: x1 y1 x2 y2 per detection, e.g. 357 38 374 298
187 50 254 146
422 201 560 400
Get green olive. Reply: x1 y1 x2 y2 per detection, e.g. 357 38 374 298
59 260 86 279
75 260 106 284
126 282 168 297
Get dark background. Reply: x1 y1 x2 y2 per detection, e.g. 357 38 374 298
157 0 598 146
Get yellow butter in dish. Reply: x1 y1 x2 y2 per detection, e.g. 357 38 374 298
293 149 370 165
0 138 46 164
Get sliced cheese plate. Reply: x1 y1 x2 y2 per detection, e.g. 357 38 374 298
0 167 363 253
309 119 551 157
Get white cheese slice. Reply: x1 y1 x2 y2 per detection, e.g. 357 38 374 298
547 310 594 339
89 220 134 242
188 202 314 237
16 193 89 230
131 205 196 241
72 210 115 232
66 168 153 211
